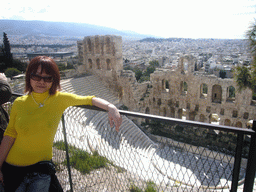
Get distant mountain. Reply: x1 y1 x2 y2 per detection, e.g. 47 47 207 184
0 20 152 40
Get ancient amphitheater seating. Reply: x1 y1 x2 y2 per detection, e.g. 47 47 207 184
60 75 155 155
58 75 239 189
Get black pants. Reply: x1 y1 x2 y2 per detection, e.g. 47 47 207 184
2 162 29 191
2 161 63 192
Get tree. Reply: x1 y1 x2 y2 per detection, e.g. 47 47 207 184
3 32 12 64
134 68 143 81
234 66 252 91
11 59 27 72
234 20 256 98
0 33 26 73
143 60 159 78
246 20 256 64
0 33 14 72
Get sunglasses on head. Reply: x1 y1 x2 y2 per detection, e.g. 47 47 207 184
30 73 53 83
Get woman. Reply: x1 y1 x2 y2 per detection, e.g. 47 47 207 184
0 56 122 191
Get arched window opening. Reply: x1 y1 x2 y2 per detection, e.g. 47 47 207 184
88 59 93 69
212 84 222 103
189 111 195 121
163 108 167 116
88 38 92 52
199 114 205 122
177 109 182 119
206 106 211 113
106 37 111 54
157 98 162 106
96 58 101 69
226 86 236 102
165 80 169 92
232 110 238 118
244 112 249 119
235 121 242 128
224 119 231 126
162 79 170 92
95 36 100 54
176 101 179 108
170 107 175 118
106 59 111 70
180 81 188 95
200 83 208 99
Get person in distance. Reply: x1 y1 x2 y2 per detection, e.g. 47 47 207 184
0 73 12 143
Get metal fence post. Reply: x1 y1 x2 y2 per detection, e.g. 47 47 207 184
243 120 256 192
61 114 74 192
230 133 244 192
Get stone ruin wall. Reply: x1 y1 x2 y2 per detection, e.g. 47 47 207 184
78 35 123 73
139 57 255 128
78 35 255 128
77 35 149 110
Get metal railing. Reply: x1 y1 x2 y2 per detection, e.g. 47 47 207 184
4 93 256 192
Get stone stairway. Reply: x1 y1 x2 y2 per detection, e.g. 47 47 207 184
60 75 157 157
61 75 119 106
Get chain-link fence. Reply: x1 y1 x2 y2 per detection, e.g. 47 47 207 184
4 94 256 192
54 105 255 192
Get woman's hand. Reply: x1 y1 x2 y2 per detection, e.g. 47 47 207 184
107 104 122 132
92 97 122 131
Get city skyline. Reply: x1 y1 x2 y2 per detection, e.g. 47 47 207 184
0 0 256 39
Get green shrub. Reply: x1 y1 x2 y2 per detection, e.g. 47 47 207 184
129 181 157 192
129 184 142 192
53 141 109 174
145 181 157 192
5 68 21 77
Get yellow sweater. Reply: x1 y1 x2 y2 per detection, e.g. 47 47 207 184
4 91 94 166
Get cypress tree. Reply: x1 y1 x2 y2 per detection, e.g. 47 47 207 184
3 32 12 63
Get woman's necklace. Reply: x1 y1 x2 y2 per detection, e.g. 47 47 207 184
31 93 49 108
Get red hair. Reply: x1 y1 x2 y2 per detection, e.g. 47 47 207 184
25 56 61 95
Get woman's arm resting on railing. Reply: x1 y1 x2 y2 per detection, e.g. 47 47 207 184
92 97 122 132
0 136 15 184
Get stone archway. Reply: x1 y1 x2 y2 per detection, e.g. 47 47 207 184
235 121 242 128
224 119 231 126
189 111 196 121
96 58 101 69
106 59 111 70
88 59 93 69
212 84 222 103
178 109 182 119
170 107 175 118
200 83 208 99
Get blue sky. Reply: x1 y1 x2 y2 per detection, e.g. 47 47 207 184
0 0 256 39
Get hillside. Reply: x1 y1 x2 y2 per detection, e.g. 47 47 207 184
0 20 151 39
